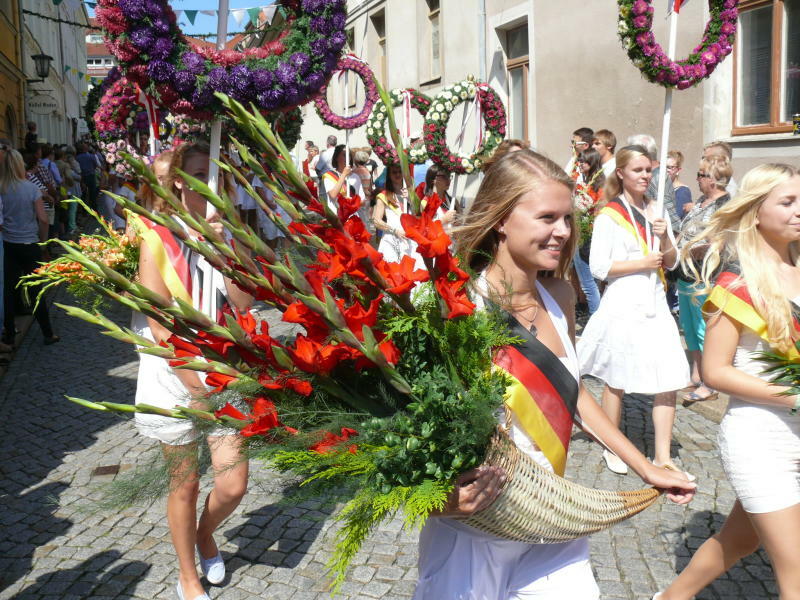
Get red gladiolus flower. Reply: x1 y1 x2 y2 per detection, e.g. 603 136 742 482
435 276 476 319
340 297 382 341
376 255 430 295
205 372 237 392
287 336 351 374
378 337 401 364
435 252 470 283
239 397 282 437
337 194 362 221
400 212 451 259
310 427 358 454
343 216 371 243
214 402 248 421
283 302 329 342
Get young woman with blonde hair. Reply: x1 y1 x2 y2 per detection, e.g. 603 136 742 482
655 163 800 600
577 145 690 476
412 149 695 599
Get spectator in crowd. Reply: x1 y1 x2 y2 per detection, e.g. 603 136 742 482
373 163 412 263
24 122 37 150
410 132 430 188
315 135 337 200
481 138 527 172
627 134 679 232
422 164 456 226
573 148 605 316
322 144 365 211
592 129 617 178
0 149 58 347
703 140 738 197
565 127 594 181
353 149 375 214
76 142 100 210
675 156 732 405
666 150 693 218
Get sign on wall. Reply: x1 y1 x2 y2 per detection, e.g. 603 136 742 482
27 94 58 116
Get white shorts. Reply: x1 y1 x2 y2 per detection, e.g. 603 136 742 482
413 518 599 600
719 403 800 514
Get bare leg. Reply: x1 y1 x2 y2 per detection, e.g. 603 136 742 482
689 350 702 386
196 435 249 559
163 443 206 599
601 385 624 428
748 503 800 599
660 501 760 600
652 391 676 465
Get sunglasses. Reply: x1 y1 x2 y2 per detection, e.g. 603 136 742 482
696 172 709 178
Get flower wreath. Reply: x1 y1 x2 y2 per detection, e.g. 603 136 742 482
98 135 142 179
366 88 432 166
617 0 738 89
270 107 304 150
423 79 506 175
94 0 347 119
314 55 378 130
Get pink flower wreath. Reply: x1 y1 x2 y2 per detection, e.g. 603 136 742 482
314 55 378 130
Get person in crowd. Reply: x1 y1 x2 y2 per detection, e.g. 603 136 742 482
666 150 693 218
592 129 617 178
315 135 337 200
675 156 732 405
0 143 10 355
135 142 252 600
412 148 694 599
578 146 690 476
251 172 291 252
302 141 319 184
63 146 83 234
422 164 456 227
42 145 62 189
23 150 56 236
322 145 366 220
0 149 58 347
703 140 738 197
481 138 527 173
24 122 37 150
565 127 594 181
353 149 375 201
410 132 430 188
627 134 679 232
99 173 133 233
76 142 100 210
573 149 605 316
655 163 800 600
372 163 413 263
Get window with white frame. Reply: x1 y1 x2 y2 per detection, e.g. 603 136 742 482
505 24 529 141
734 0 799 134
418 0 441 83
370 10 387 88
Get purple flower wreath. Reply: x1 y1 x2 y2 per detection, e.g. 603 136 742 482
94 0 347 119
423 80 506 175
314 55 378 130
366 89 432 166
617 0 738 90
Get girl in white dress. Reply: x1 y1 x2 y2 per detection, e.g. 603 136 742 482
136 142 253 600
578 146 690 476
413 148 695 600
655 164 800 600
322 144 367 223
372 163 415 263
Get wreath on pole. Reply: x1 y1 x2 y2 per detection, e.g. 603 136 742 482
423 79 506 175
314 54 378 129
617 0 738 89
366 88 432 166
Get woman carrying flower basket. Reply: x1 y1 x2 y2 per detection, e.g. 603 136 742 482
134 142 253 600
413 149 695 599
654 164 800 600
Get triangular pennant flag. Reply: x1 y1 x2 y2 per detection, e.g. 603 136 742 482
247 7 261 26
200 9 216 16
262 5 278 23
52 0 64 5
77 71 84 78
231 8 247 26
184 9 198 25
174 9 182 20
86 2 96 7
64 64 71 73
672 0 689 13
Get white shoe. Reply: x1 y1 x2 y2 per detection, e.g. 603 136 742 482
602 449 628 474
198 546 226 585
176 581 211 600
652 593 663 600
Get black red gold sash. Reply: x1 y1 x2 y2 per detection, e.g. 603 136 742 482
704 269 800 360
599 197 665 285
136 215 193 304
492 313 578 475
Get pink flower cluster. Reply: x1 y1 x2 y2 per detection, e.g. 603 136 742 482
618 0 738 90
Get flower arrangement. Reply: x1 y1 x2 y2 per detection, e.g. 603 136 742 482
617 0 738 89
423 78 506 174
270 107 304 151
314 54 378 130
94 0 347 118
366 88 432 166
98 136 142 179
574 182 603 247
21 199 139 312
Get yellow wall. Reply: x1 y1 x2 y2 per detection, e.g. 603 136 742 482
0 0 24 146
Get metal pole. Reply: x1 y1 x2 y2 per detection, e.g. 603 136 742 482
207 0 229 209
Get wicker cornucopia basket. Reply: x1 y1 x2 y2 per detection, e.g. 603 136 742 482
456 428 662 543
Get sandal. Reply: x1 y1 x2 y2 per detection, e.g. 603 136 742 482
682 390 719 405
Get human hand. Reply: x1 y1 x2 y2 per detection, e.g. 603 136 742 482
641 251 663 270
682 202 695 214
651 218 669 239
641 463 697 505
341 165 353 178
438 465 506 516
442 208 457 225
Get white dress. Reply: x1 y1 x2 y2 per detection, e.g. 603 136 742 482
376 191 418 265
577 204 689 394
719 325 800 514
413 282 599 600
133 226 231 445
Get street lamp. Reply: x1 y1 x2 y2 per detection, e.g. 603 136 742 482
27 53 53 84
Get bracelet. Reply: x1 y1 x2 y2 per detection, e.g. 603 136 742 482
791 395 800 416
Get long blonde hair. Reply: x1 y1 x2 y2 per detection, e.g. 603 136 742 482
139 149 174 213
453 148 576 278
0 149 27 193
603 145 652 203
683 163 800 353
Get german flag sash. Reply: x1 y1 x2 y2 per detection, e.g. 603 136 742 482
493 312 579 476
704 268 800 360
136 215 193 305
599 197 666 285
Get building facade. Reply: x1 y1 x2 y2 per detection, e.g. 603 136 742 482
296 0 799 201
0 0 25 147
23 0 89 146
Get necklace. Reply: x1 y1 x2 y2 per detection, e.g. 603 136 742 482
508 301 540 336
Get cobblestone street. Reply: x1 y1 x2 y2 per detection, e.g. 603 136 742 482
0 299 777 600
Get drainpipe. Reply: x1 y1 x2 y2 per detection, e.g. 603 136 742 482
478 0 486 82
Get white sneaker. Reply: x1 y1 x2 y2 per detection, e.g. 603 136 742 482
602 449 628 474
176 581 211 600
198 546 226 585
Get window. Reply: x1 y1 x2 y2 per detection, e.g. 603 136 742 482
370 10 386 88
425 0 441 81
734 0 799 134
85 34 104 44
505 24 529 141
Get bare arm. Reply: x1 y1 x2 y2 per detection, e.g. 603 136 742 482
702 312 795 408
34 197 49 242
372 197 395 235
606 254 663 277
